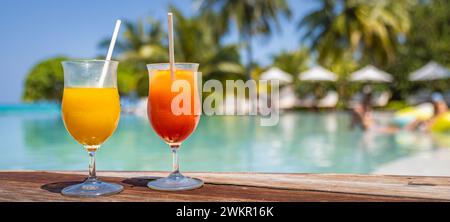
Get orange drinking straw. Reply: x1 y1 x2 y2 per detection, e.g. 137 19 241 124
167 13 175 80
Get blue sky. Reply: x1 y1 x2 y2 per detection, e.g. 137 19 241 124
0 0 320 103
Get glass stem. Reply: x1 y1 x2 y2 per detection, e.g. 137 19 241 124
171 145 180 174
88 151 97 180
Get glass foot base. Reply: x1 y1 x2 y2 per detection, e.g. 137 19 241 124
147 173 203 191
61 178 123 197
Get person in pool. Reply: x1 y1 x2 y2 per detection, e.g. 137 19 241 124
350 86 374 130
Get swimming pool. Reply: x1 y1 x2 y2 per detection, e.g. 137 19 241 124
0 104 442 173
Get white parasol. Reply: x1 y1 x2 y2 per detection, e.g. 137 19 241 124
299 66 337 81
260 67 293 84
350 65 393 82
409 61 450 81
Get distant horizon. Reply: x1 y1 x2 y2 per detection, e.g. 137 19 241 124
0 0 319 104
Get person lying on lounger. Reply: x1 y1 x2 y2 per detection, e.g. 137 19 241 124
370 93 448 133
404 93 448 132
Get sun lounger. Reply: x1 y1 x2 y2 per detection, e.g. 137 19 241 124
407 89 432 105
297 93 316 108
347 92 362 108
371 91 391 107
317 90 339 108
278 86 298 109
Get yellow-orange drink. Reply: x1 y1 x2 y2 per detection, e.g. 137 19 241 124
62 87 120 147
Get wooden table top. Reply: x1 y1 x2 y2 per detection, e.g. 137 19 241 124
0 171 449 202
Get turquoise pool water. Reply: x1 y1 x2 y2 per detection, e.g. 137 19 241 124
0 104 438 173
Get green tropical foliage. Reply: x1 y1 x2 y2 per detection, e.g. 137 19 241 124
21 0 450 106
99 18 169 97
99 18 168 65
201 0 291 78
116 60 146 96
299 0 413 67
22 57 68 102
170 7 244 82
272 47 310 75
385 0 450 99
98 7 245 96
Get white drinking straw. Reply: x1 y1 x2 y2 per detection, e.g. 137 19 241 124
99 19 122 86
167 13 175 80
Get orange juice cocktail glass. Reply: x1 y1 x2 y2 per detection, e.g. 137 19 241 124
146 63 203 191
61 60 123 197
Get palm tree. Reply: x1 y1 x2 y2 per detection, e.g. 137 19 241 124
170 7 245 81
272 47 310 75
99 18 167 65
299 0 413 66
99 18 168 97
201 0 291 78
